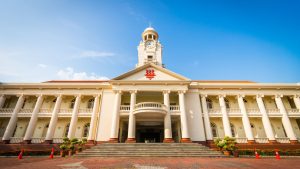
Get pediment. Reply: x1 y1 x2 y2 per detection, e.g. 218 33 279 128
113 63 189 81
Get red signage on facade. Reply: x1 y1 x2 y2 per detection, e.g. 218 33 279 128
145 69 156 80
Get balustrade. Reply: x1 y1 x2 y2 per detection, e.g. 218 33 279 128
287 109 300 114
120 105 130 112
254 138 269 143
267 108 281 115
170 105 180 111
52 138 64 143
31 137 45 144
235 137 248 143
276 137 290 143
0 108 14 114
208 109 222 116
9 137 23 144
246 108 261 115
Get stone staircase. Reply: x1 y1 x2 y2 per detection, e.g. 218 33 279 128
75 143 225 157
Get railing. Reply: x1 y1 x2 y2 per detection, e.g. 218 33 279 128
31 137 45 144
39 108 52 114
170 105 180 112
78 108 93 116
58 109 73 116
267 108 281 115
134 102 167 113
287 108 300 114
9 137 23 144
19 108 33 114
235 137 248 143
246 108 261 115
227 108 241 115
208 109 222 116
0 108 14 115
120 105 130 112
276 137 290 143
52 138 63 143
255 138 269 143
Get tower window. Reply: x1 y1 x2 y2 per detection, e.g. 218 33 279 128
144 35 147 40
148 55 153 59
153 35 156 40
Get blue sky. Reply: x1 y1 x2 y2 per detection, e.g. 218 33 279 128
0 0 299 83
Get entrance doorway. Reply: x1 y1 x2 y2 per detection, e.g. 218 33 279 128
136 122 163 143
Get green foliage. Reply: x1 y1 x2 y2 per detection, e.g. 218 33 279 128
59 144 67 150
214 136 237 151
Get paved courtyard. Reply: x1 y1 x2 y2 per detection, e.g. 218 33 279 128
0 157 299 169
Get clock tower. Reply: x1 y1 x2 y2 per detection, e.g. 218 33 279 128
136 26 163 67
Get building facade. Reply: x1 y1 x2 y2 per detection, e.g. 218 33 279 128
0 27 300 145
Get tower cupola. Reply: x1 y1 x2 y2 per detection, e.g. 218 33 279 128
136 26 163 68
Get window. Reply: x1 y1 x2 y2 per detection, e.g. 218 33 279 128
83 123 90 137
64 123 70 137
42 124 49 137
3 98 11 108
144 35 147 40
287 97 296 109
148 34 152 39
210 122 218 137
230 123 236 137
206 98 213 109
70 99 75 109
147 55 153 60
87 99 94 109
21 99 26 109
225 98 230 109
153 35 156 40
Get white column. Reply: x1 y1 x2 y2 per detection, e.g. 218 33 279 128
87 95 100 142
178 91 190 142
256 95 275 141
109 91 122 142
237 95 254 141
219 95 232 137
45 95 62 142
127 91 137 142
68 95 81 139
293 95 300 110
2 95 25 141
163 90 173 142
23 95 44 142
275 95 297 141
201 95 213 140
0 95 6 108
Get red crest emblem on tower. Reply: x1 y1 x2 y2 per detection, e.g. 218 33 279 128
145 68 156 80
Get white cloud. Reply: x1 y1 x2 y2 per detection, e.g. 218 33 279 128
38 63 47 68
80 51 115 58
57 67 109 80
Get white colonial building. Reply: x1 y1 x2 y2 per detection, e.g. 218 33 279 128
1 27 300 145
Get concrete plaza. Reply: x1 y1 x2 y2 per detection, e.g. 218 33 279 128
0 156 299 169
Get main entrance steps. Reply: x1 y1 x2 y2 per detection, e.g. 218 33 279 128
75 143 225 157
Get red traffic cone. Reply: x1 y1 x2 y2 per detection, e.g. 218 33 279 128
49 148 54 159
18 149 23 159
255 151 261 159
275 150 280 160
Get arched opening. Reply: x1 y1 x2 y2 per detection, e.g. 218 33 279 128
250 123 257 138
64 123 70 137
210 122 218 138
70 99 75 109
206 98 213 109
225 98 230 109
42 123 49 138
230 123 236 137
87 99 94 109
83 123 90 137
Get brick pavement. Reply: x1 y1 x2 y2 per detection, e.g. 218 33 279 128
0 156 300 169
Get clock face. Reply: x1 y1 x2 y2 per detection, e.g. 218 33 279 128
145 40 154 48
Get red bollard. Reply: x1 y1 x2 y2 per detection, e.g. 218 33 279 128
18 149 23 159
49 148 54 159
275 150 281 160
255 151 261 159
